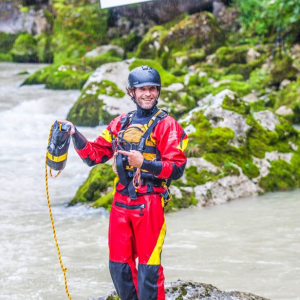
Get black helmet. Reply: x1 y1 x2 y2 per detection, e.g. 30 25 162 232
128 66 161 88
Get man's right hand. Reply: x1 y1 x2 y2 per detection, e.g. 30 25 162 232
58 120 75 135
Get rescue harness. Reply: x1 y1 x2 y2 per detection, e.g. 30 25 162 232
111 109 172 203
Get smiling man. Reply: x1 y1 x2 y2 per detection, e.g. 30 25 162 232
61 66 188 300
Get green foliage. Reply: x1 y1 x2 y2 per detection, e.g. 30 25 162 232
164 189 198 213
67 80 124 126
270 55 298 85
0 53 13 62
36 34 54 63
0 32 18 54
233 0 300 40
52 2 109 63
222 94 250 115
10 33 38 62
69 164 115 206
215 45 250 67
259 158 299 192
274 79 300 123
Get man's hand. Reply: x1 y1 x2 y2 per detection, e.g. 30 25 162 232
118 150 144 169
58 120 75 135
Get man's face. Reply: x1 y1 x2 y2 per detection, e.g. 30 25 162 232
131 85 159 110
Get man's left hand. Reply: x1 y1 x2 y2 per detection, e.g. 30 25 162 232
118 150 144 169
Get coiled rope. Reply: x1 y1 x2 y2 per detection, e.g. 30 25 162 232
45 124 72 300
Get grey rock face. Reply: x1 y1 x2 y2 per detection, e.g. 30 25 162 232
198 89 251 147
275 105 294 116
194 170 261 206
84 45 124 58
0 2 51 35
179 89 298 207
253 110 280 132
89 280 269 300
84 60 136 116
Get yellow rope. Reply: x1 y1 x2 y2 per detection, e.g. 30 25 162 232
45 124 73 300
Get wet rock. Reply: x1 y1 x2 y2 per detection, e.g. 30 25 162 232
269 55 298 85
279 79 291 90
136 11 224 69
194 169 261 205
243 93 259 103
0 2 52 35
276 106 293 116
177 89 300 206
164 83 184 91
252 151 293 180
253 110 280 132
85 45 124 58
89 280 269 300
246 48 261 64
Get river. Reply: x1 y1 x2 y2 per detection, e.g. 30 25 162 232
0 62 299 300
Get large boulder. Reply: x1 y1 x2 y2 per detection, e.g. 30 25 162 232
51 1 109 63
274 77 300 123
0 1 52 35
136 12 225 69
67 58 185 127
22 60 93 89
10 33 38 62
175 89 300 206
269 55 298 86
90 280 269 300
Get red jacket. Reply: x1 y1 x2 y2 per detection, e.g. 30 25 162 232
74 112 188 182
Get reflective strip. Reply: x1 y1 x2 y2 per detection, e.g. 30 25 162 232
147 219 167 265
47 151 67 162
112 176 119 195
143 152 156 161
100 128 112 143
176 137 188 152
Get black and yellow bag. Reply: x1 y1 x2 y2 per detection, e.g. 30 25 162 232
46 121 71 172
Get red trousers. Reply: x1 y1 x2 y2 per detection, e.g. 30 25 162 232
108 191 166 300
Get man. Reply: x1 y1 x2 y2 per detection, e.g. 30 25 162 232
61 66 188 300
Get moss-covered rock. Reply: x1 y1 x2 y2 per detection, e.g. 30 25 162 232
225 54 267 80
52 2 109 63
69 164 115 207
274 79 300 124
36 33 54 63
22 60 93 90
83 50 123 69
0 53 13 62
136 12 224 70
177 90 300 205
215 45 250 67
270 55 298 85
0 32 18 56
160 89 196 119
95 279 269 300
10 33 38 63
67 80 125 126
161 12 224 56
